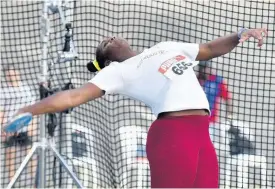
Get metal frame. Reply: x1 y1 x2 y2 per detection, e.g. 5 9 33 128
6 1 82 188
6 139 83 189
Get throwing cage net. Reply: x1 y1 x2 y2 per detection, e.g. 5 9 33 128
1 0 274 188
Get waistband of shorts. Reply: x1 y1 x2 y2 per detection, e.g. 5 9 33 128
157 109 209 120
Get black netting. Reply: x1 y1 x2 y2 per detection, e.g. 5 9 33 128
1 1 274 188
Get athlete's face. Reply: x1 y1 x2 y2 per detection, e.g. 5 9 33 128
6 69 20 83
99 36 131 64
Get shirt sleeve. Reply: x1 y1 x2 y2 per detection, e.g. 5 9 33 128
157 41 200 61
88 63 124 95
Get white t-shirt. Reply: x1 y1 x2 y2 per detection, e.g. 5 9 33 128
0 83 36 123
89 41 210 116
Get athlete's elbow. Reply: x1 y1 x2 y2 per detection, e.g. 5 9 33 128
50 90 76 112
67 88 90 108
197 43 216 61
67 89 81 108
58 84 102 111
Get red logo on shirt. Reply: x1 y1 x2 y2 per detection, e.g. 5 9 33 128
158 55 186 74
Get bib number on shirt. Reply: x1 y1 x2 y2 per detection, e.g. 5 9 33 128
158 55 199 80
172 62 193 75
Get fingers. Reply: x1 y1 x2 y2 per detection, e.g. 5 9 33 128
1 131 9 142
240 28 267 47
239 36 249 43
2 130 9 137
258 38 263 47
1 128 6 136
261 28 268 37
255 31 263 47
256 28 267 47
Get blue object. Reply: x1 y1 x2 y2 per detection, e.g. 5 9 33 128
202 75 223 111
237 28 248 39
136 144 147 157
4 113 33 133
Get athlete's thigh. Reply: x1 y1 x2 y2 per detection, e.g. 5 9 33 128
148 143 199 188
194 141 219 188
146 122 200 188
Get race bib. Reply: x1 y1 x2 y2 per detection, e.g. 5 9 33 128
158 55 198 80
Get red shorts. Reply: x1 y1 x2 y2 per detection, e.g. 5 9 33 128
146 115 219 188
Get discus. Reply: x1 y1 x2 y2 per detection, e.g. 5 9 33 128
4 112 33 133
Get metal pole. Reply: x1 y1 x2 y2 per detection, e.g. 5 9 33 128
38 1 50 188
6 144 38 189
50 145 84 188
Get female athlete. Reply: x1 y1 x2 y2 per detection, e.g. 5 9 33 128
13 28 267 188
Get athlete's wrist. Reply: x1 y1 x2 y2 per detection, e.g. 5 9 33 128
237 28 249 40
15 107 28 117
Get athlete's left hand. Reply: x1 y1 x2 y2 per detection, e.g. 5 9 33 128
239 28 268 47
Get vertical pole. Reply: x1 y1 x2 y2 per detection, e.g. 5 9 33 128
61 1 75 186
38 1 50 188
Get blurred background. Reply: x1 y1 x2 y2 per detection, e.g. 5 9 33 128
1 0 274 188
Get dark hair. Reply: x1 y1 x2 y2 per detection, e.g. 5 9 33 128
86 45 109 73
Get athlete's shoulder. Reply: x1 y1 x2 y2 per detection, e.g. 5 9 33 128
151 41 174 48
154 41 197 47
151 41 199 57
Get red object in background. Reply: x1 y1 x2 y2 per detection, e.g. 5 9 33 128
201 75 230 123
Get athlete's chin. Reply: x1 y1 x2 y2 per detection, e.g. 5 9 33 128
115 40 126 47
116 37 128 45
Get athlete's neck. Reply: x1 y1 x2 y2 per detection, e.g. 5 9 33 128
117 49 138 62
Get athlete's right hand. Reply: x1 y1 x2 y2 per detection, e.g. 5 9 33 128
1 109 25 136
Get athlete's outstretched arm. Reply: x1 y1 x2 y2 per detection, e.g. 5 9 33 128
17 83 104 116
196 28 268 61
